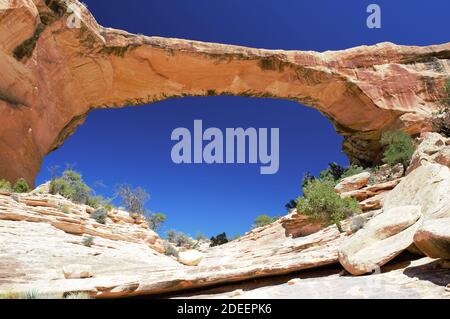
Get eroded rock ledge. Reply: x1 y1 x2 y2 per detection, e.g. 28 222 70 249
0 0 449 185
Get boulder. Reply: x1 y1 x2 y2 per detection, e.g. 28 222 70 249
370 164 404 184
178 250 205 266
339 206 423 275
334 172 371 193
63 265 93 279
413 217 450 260
407 133 448 173
433 146 450 168
383 163 450 219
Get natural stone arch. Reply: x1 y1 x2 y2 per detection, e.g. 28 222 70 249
0 0 449 185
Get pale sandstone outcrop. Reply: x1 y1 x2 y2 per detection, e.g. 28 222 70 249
63 265 93 279
182 257 449 299
339 206 423 275
0 191 348 298
178 250 204 267
0 0 449 185
414 217 450 260
339 162 450 275
383 163 450 218
407 133 450 173
334 172 371 193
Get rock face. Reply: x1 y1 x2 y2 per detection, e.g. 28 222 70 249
414 218 450 260
0 191 349 298
339 206 423 275
334 172 371 193
0 0 449 185
181 257 449 299
383 163 450 218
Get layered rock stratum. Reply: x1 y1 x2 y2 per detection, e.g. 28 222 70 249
0 0 449 299
0 132 449 299
0 0 449 185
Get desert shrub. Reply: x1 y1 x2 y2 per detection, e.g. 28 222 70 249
253 214 280 228
91 208 107 224
285 199 297 211
381 130 415 169
85 195 108 209
50 170 91 204
104 204 115 211
296 178 361 231
116 184 149 217
210 232 229 247
301 172 316 189
82 236 94 247
0 179 12 192
166 230 194 248
147 213 166 231
163 241 179 258
327 162 346 180
195 233 208 241
340 165 365 179
58 203 70 214
13 178 30 193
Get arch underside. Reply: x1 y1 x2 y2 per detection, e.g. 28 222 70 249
0 0 449 185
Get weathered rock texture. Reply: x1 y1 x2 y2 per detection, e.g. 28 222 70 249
0 0 449 185
0 191 348 298
339 144 450 275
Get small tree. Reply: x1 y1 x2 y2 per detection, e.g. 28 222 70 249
210 232 229 247
13 178 30 193
296 178 361 232
381 130 415 169
50 170 91 204
253 214 280 228
147 213 166 231
115 184 149 217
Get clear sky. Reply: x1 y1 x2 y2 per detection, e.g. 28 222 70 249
36 0 449 238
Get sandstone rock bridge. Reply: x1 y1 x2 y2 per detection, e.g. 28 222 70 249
1 0 449 185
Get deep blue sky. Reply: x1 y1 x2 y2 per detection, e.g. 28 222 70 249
37 0 449 238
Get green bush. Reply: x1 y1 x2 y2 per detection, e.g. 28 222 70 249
83 236 94 247
0 179 12 192
381 130 415 168
253 214 280 228
147 213 166 231
50 170 91 204
210 232 229 247
86 195 108 209
296 178 361 231
13 178 30 193
91 208 107 224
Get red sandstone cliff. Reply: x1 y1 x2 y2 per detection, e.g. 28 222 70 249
0 0 449 185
